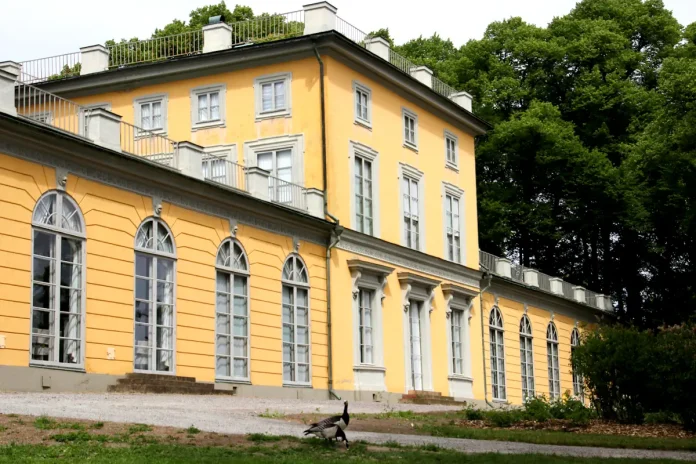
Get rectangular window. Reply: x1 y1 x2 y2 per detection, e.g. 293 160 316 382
215 271 249 380
445 133 458 166
353 81 371 126
403 177 420 250
403 109 418 148
355 156 373 235
140 101 162 131
445 194 461 263
520 335 535 399
359 289 373 364
450 309 464 375
258 148 296 204
490 327 506 400
255 73 291 119
191 85 225 129
282 284 310 384
198 91 220 122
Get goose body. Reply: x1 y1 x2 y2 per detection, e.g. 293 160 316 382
303 401 350 448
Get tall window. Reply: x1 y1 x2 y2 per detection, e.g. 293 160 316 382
354 82 371 126
140 101 162 131
403 177 420 250
519 315 535 400
571 328 583 399
355 156 373 235
215 239 249 381
282 255 310 385
197 91 220 122
134 218 175 373
547 322 560 399
450 309 464 375
489 307 506 400
445 133 458 166
31 191 85 367
403 110 417 147
445 193 461 262
358 289 373 364
258 148 293 203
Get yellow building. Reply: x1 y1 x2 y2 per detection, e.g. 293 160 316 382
0 3 611 405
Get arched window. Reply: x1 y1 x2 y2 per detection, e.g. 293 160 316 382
134 218 175 373
489 307 506 400
547 322 560 399
519 315 535 400
31 191 85 367
571 328 583 399
282 254 310 385
215 239 249 381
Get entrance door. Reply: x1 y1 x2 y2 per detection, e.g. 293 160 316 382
409 300 423 390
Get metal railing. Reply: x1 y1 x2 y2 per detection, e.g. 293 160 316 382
562 281 576 300
335 16 371 44
19 52 81 84
538 272 553 293
268 176 307 210
203 157 246 191
229 10 304 45
119 121 178 167
585 290 599 307
15 82 89 137
479 250 497 272
108 30 203 68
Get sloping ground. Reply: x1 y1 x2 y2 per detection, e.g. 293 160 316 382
0 393 695 461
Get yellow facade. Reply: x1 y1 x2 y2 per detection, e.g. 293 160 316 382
0 32 599 404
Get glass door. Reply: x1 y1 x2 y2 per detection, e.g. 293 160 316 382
409 300 423 391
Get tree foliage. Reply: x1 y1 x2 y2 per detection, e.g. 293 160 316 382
383 0 694 326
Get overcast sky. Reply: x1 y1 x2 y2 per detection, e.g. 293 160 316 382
2 0 695 62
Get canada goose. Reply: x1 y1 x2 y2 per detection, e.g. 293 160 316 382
303 401 350 447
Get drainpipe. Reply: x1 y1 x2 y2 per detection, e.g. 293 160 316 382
314 44 341 400
479 271 494 408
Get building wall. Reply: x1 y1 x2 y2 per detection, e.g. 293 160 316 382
324 57 480 268
71 58 325 191
479 291 583 405
0 151 328 388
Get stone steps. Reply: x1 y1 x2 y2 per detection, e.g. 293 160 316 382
107 373 234 395
400 390 467 406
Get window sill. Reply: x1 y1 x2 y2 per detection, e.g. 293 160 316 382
403 143 419 153
448 374 473 382
282 383 313 389
353 365 386 372
216 378 252 385
255 111 291 122
492 398 509 404
192 121 226 131
29 362 86 374
354 119 372 130
445 162 459 173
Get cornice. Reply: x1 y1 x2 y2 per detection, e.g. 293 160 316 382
346 259 394 277
337 229 482 288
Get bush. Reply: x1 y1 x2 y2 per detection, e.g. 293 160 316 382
523 396 552 422
486 409 523 428
644 412 680 425
463 407 486 421
573 324 696 430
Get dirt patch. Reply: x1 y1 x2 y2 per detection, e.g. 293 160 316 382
286 412 696 440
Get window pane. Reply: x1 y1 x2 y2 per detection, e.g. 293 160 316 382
262 83 273 111
152 102 162 129
257 151 272 171
210 92 220 120
33 231 56 258
141 103 151 129
274 81 285 109
216 355 230 377
33 257 53 283
233 336 247 357
33 195 57 226
33 284 53 309
59 288 81 313
135 301 149 324
198 94 208 121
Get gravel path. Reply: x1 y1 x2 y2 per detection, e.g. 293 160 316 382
1 392 695 461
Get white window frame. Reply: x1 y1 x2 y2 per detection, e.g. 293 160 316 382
402 107 418 150
547 322 560 399
191 84 226 130
399 163 425 251
254 72 292 120
133 93 168 136
133 217 177 375
30 191 86 370
520 315 535 400
349 141 379 237
215 238 250 382
450 309 465 375
244 135 304 186
353 80 372 128
281 254 312 386
358 288 375 365
571 328 583 400
442 182 464 264
489 306 506 401
444 129 458 169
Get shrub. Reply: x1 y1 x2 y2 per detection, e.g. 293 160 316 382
644 412 680 425
463 407 486 421
485 409 523 428
523 396 552 422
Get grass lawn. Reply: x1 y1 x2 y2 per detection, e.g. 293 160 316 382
0 442 687 464
287 410 696 452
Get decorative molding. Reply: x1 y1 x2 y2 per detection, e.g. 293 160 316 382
0 133 328 246
337 229 481 288
441 282 477 318
523 303 528 314
152 195 163 217
229 218 238 238
398 272 440 314
400 282 412 313
55 167 69 190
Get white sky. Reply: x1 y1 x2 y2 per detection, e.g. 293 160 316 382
2 0 695 61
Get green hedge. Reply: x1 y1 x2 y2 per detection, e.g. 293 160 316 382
572 324 696 430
